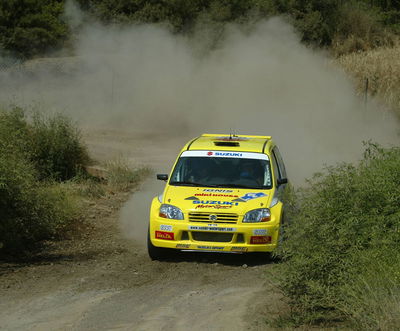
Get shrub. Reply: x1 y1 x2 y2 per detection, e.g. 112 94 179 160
0 0 68 58
0 108 90 181
277 143 400 326
338 252 400 330
0 133 78 254
0 107 150 255
30 112 90 181
332 2 394 56
0 107 86 255
0 107 31 158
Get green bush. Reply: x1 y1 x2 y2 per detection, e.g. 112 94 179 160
0 136 77 255
0 107 86 255
0 108 89 181
0 107 31 158
338 252 400 330
0 0 68 58
332 2 394 55
30 112 90 181
277 143 400 326
0 107 149 256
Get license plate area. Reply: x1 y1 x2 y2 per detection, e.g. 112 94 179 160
191 232 233 242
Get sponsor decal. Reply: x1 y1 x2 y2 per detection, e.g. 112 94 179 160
176 244 190 249
204 151 243 157
155 231 175 240
195 193 239 198
195 204 231 209
181 151 269 160
231 247 248 252
233 192 267 202
197 246 224 250
193 200 239 206
160 224 173 232
250 236 271 244
215 152 243 157
193 200 239 209
253 229 268 236
189 225 236 232
185 196 200 201
188 224 236 232
203 189 234 193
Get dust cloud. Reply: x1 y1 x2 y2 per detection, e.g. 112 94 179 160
1 15 398 180
1 2 399 245
119 177 165 246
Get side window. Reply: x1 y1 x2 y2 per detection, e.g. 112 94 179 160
263 162 272 187
171 158 188 182
272 147 287 179
270 152 280 186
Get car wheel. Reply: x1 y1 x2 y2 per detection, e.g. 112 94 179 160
253 251 272 263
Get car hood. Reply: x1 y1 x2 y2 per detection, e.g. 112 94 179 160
162 185 273 216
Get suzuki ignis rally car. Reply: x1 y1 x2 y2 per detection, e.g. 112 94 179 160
148 134 288 259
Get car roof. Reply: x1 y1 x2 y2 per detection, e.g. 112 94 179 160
184 134 274 154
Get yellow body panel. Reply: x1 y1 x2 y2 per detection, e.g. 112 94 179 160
183 134 272 153
149 133 286 254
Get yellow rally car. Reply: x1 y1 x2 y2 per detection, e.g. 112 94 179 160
148 134 288 259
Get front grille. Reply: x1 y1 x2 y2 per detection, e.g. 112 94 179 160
188 212 238 223
191 232 233 242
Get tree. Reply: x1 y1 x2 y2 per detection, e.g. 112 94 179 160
0 0 68 58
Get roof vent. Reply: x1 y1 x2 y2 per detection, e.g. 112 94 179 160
214 141 240 147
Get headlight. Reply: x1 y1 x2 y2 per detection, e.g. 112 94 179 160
243 208 271 223
159 204 184 220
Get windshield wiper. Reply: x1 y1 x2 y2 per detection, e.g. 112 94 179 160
169 181 217 187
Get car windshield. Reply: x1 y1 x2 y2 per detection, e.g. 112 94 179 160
170 156 272 189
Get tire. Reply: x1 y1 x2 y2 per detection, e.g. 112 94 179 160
262 252 273 261
147 228 171 260
252 251 273 263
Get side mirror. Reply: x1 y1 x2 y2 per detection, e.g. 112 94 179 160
157 174 168 181
277 178 288 186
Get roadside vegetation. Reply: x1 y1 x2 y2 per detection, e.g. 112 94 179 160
338 45 400 117
2 1 399 115
0 0 399 59
276 143 400 329
0 107 149 257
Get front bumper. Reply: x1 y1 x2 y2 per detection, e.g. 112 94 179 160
149 206 282 253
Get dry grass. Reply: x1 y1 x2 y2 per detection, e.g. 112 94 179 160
337 44 400 117
338 262 400 331
104 158 151 191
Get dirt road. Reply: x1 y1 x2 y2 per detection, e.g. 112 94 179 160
0 129 284 331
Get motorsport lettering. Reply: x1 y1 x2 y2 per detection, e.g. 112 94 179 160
215 152 242 157
193 200 239 206
207 151 243 157
188 226 236 232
